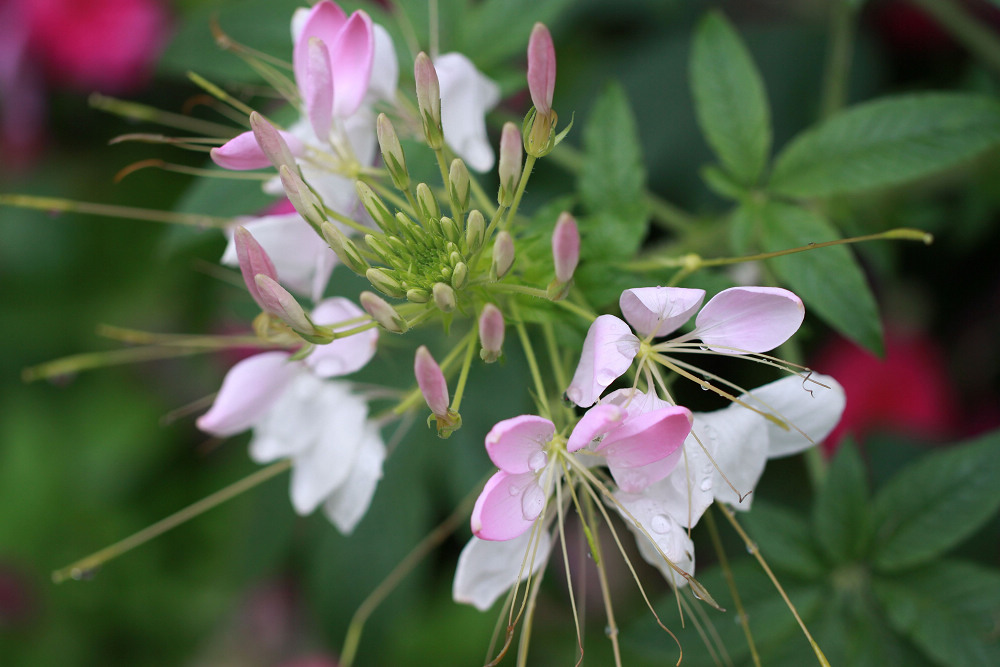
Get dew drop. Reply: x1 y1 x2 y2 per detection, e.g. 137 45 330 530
70 567 99 581
700 384 709 391
650 514 671 534
746 542 758 555
527 450 548 473
521 484 546 521
508 484 521 496
699 478 712 492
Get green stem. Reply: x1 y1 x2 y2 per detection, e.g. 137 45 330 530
449 330 478 413
52 460 291 583
511 301 551 419
820 0 855 119
0 194 233 228
504 155 536 229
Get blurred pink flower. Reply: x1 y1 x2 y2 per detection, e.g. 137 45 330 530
0 0 170 167
813 330 960 454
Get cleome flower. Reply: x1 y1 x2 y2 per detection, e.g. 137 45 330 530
567 285 805 407
197 297 384 533
608 373 845 586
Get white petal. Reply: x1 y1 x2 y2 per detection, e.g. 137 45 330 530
322 420 385 533
700 402 770 511
248 371 327 463
742 374 846 458
366 24 398 103
305 297 379 377
616 492 695 588
452 531 551 611
287 381 370 514
619 287 704 338
435 53 501 172
565 315 639 408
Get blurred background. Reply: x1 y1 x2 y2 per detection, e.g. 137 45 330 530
2 0 999 665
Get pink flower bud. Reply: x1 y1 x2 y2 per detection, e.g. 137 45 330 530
527 23 556 115
250 111 297 171
234 226 279 310
491 230 515 279
414 52 443 148
478 304 505 363
254 274 315 336
552 211 579 283
415 345 449 416
497 123 522 206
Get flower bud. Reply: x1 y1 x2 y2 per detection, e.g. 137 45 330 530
414 52 443 149
448 158 470 213
360 290 408 333
415 345 449 415
440 216 461 244
432 282 457 312
396 212 428 245
364 233 404 269
255 274 328 341
451 261 468 290
320 221 369 275
234 226 278 310
552 211 579 283
377 113 409 190
406 287 430 303
491 230 515 280
366 267 407 298
250 112 297 171
497 123 522 207
478 303 505 363
415 182 440 224
279 166 324 231
356 181 398 235
527 23 556 116
465 209 485 253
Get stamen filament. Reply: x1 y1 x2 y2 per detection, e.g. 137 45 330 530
0 194 233 228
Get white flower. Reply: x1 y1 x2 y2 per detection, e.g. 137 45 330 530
434 53 501 172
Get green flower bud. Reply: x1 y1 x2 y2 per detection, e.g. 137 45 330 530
448 158 470 213
406 288 430 303
320 221 369 275
414 52 443 149
415 182 440 224
432 282 457 312
465 209 485 253
377 113 409 190
497 123 522 207
491 230 515 280
356 181 397 235
440 216 461 245
451 261 468 290
360 291 408 333
366 267 407 298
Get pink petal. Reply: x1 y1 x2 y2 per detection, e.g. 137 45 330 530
328 11 374 118
565 315 639 407
196 351 296 437
693 287 804 353
551 212 579 284
619 287 705 338
597 406 693 492
303 37 333 140
527 23 556 115
304 298 379 377
485 415 555 473
566 404 624 452
234 226 278 310
293 0 347 91
472 471 544 541
211 131 270 170
414 346 449 416
601 388 672 420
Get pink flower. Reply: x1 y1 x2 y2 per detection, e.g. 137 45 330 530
567 286 805 407
527 23 556 116
471 403 692 541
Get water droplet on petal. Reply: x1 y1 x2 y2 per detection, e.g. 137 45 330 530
699 478 712 492
527 450 548 472
521 483 546 521
508 484 521 496
651 514 671 534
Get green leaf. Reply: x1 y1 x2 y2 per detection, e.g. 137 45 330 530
874 560 1000 666
770 93 1000 197
578 82 649 256
741 502 828 579
813 440 872 563
690 11 772 185
756 201 884 354
871 429 1000 571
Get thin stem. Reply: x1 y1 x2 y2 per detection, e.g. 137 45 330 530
820 0 855 120
52 460 291 583
511 301 551 419
0 194 233 228
704 508 757 667
88 93 239 137
339 488 477 667
484 283 549 300
449 330 478 413
505 155 536 229
541 320 569 397
586 497 623 667
717 503 830 667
